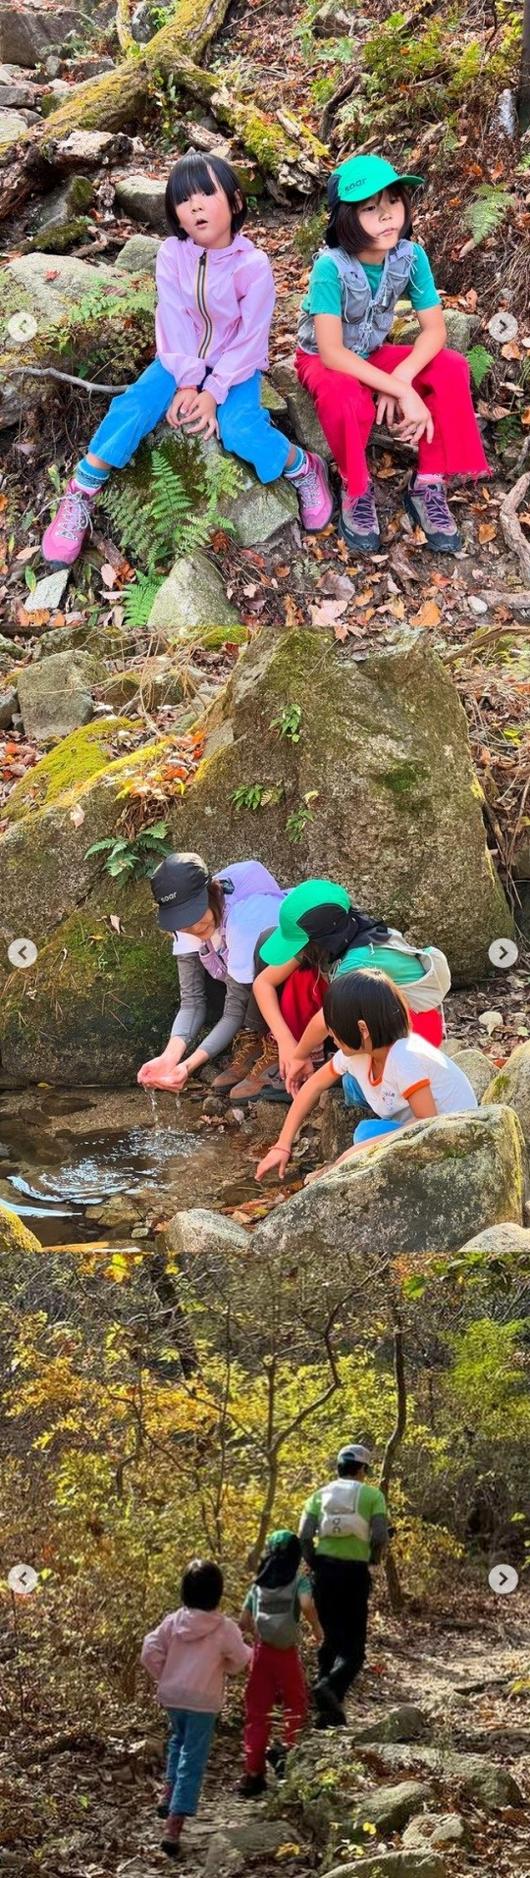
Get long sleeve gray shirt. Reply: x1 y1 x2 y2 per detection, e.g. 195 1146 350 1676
170 953 254 1059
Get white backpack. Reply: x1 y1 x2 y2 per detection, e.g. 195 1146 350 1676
319 1479 370 1543
384 932 451 1012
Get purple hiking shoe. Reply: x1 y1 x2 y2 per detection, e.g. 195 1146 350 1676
41 479 95 567
293 451 334 532
404 475 462 553
339 479 380 554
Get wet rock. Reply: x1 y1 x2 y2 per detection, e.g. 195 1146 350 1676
117 233 161 274
483 1041 530 1150
0 106 28 141
0 687 17 730
353 1705 430 1745
114 172 168 232
85 1194 142 1228
250 1108 525 1265
147 552 241 635
402 1813 466 1851
18 651 102 742
0 6 78 66
0 1199 40 1254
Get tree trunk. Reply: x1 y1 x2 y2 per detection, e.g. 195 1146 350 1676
380 1319 407 1615
519 0 530 131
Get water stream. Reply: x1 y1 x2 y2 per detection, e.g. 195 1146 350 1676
0 1086 259 1246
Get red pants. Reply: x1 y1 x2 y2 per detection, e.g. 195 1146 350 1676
280 966 443 1048
296 344 490 498
244 1641 308 1774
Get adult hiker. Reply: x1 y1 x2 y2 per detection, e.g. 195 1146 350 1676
299 1442 388 1725
137 852 285 1095
231 877 449 1105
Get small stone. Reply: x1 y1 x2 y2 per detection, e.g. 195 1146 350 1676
226 467 298 546
0 687 17 729
17 649 102 742
313 0 356 33
147 551 240 634
117 232 161 275
51 130 135 169
468 595 488 614
165 1207 250 1262
353 1705 430 1746
403 1812 466 1850
24 569 69 614
349 1779 435 1840
0 105 28 142
488 310 518 343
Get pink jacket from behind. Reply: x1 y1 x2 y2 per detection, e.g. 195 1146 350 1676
141 1605 251 1713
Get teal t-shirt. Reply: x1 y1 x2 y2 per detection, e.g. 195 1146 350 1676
334 941 425 986
304 243 440 356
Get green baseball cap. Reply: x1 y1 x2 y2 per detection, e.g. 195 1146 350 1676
265 1528 297 1550
331 155 423 205
259 879 351 966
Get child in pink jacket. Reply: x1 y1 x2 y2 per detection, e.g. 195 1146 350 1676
42 150 332 568
141 1558 251 1858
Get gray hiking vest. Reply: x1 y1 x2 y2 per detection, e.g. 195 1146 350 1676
254 1574 301 1650
297 239 414 357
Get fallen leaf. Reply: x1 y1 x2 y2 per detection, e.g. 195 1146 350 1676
109 913 122 934
411 600 441 628
69 804 85 829
310 597 349 628
478 521 497 543
100 563 118 587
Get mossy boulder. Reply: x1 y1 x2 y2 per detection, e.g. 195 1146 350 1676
4 718 134 822
164 628 510 981
0 882 179 1085
0 1199 40 1254
483 1041 530 1151
17 650 104 742
250 1108 526 1265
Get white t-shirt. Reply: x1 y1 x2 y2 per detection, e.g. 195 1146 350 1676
332 1033 477 1121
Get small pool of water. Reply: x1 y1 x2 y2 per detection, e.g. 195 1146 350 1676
0 1087 258 1246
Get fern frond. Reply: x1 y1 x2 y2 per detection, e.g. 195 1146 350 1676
467 345 494 389
122 573 163 628
464 185 513 247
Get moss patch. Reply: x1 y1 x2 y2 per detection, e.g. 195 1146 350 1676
0 1201 40 1256
4 718 135 822
31 218 92 254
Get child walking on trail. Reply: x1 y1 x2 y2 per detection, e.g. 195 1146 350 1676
256 968 477 1183
141 1558 251 1858
42 152 333 568
296 153 490 556
238 1529 323 1799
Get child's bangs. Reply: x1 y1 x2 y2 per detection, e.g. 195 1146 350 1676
168 154 220 207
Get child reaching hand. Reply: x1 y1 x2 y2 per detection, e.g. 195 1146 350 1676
256 968 477 1184
296 153 489 555
238 1529 322 1799
42 152 332 567
141 1557 251 1858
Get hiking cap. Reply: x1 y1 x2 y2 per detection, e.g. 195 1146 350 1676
331 155 423 206
151 852 209 931
338 1443 373 1470
259 880 351 965
265 1528 297 1550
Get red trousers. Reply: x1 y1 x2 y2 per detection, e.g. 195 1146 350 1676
296 344 490 498
244 1641 308 1773
280 966 443 1048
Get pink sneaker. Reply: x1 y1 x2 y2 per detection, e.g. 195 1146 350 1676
41 480 95 567
292 451 333 532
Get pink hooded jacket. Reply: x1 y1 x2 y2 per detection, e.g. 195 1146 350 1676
155 231 275 405
141 1606 251 1713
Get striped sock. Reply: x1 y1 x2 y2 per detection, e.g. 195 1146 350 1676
72 457 110 495
284 446 307 480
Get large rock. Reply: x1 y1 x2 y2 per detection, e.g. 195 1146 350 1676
349 1781 435 1840
162 630 510 981
3 251 149 361
448 1047 492 1101
114 172 168 233
457 1221 530 1257
32 174 94 249
355 1742 525 1810
147 553 241 635
271 362 332 458
0 687 16 730
0 6 78 65
402 1814 466 1851
250 1108 526 1264
0 1199 40 1254
325 1858 447 1878
0 62 38 107
226 464 298 546
483 1042 530 1151
17 651 102 742
352 1706 430 1746
165 1208 250 1262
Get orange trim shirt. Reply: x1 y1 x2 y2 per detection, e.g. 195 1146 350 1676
332 1035 477 1123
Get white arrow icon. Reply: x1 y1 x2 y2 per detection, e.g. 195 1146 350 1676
488 1562 519 1595
488 937 518 970
7 938 38 970
7 1562 39 1596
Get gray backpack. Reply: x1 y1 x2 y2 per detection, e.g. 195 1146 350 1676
254 1575 300 1649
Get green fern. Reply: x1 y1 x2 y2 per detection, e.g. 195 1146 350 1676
467 345 494 390
122 573 163 628
101 436 242 580
463 186 513 247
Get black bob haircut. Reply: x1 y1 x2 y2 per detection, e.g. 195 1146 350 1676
181 1558 224 1610
323 968 411 1052
325 179 413 255
165 152 247 240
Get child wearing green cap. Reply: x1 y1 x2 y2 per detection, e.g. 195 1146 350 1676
238 1529 322 1798
296 154 489 555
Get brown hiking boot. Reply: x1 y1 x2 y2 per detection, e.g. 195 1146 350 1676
231 1036 288 1105
212 1030 264 1093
